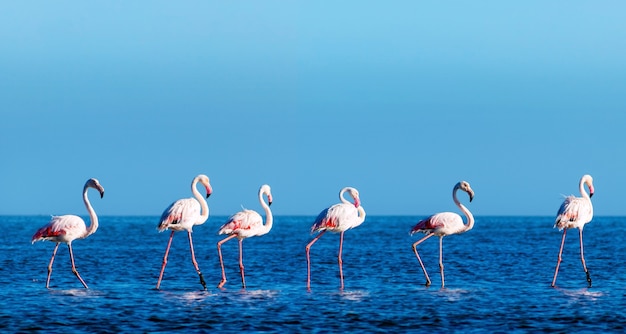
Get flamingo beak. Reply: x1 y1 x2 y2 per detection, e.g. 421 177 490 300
205 186 213 198
589 184 594 198
268 194 273 206
468 191 474 202
100 191 104 198
354 198 361 208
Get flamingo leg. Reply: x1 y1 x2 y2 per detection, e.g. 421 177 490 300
156 231 175 290
578 228 592 287
187 231 207 290
45 243 60 289
551 229 567 287
338 231 345 290
439 236 445 288
67 243 88 289
305 230 326 290
239 238 246 289
217 234 237 288
412 233 434 286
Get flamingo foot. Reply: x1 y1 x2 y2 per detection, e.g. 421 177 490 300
198 272 207 290
585 270 592 288
217 279 226 289
425 279 432 287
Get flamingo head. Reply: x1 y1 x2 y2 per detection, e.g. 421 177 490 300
457 181 474 202
86 178 105 198
197 174 213 198
349 188 361 207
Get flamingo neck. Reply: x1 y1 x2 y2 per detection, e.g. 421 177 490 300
83 185 99 238
259 191 273 235
579 178 590 200
354 205 366 228
339 188 351 204
453 189 474 232
192 178 209 224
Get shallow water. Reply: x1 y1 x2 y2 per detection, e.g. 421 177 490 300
2 215 625 332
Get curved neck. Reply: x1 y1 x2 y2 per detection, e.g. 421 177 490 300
259 191 273 235
192 179 209 224
339 188 351 204
356 205 366 226
453 188 474 231
83 185 99 238
579 178 590 200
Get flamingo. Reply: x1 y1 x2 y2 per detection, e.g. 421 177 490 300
410 181 475 288
156 174 212 290
216 184 273 289
306 186 366 290
551 174 594 288
31 178 105 289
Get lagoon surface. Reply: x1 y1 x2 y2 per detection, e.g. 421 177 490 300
2 215 625 332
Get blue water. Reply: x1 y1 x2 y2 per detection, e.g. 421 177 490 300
2 215 625 332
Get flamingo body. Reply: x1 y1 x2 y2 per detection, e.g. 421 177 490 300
554 195 593 230
218 209 265 239
306 186 366 290
31 178 105 289
410 181 475 288
156 174 212 290
551 174 594 288
311 202 361 233
32 215 89 244
217 184 273 288
158 197 202 232
411 212 467 237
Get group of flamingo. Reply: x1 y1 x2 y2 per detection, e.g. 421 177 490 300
31 174 596 290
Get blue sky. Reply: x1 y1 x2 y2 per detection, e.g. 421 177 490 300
1 1 625 216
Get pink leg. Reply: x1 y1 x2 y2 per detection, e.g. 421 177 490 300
412 233 434 286
46 243 60 289
338 231 345 290
578 228 592 287
156 231 175 290
305 230 326 290
187 231 206 290
239 238 246 288
67 243 89 288
217 234 237 288
551 229 567 287
439 236 445 288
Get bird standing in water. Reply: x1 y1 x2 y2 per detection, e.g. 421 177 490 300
552 174 594 288
217 184 273 289
410 181 475 288
31 178 105 289
306 186 366 290
156 174 212 290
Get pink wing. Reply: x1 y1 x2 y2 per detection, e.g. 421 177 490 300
31 215 85 243
310 203 358 233
555 195 592 229
410 214 445 234
218 209 262 235
410 212 462 235
158 198 201 231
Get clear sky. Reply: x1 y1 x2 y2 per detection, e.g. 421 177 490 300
1 1 625 217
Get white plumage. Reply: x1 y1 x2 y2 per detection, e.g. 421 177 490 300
155 174 212 290
551 174 594 288
217 184 273 288
410 181 475 288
